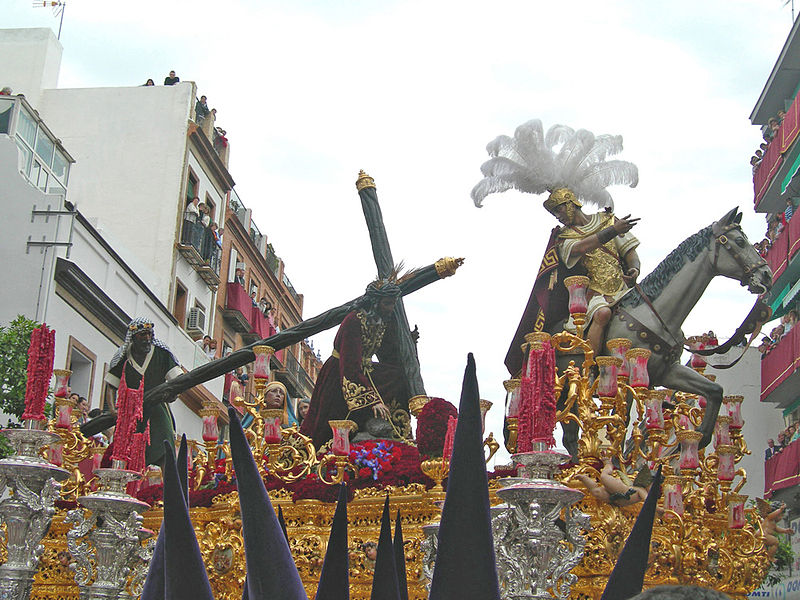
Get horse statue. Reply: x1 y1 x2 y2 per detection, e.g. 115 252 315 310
555 207 771 453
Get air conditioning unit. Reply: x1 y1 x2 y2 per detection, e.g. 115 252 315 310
186 307 206 338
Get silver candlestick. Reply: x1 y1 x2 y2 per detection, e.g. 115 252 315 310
120 527 156 600
493 446 590 600
66 467 151 600
0 424 69 600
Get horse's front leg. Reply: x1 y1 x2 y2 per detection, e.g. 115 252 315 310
659 363 724 448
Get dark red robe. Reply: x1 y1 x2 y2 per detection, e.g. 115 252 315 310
300 310 407 448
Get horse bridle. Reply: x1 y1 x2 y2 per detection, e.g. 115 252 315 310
711 221 768 286
618 221 771 366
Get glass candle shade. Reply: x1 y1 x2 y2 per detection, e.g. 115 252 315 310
202 413 219 442
688 336 707 369
724 396 744 429
563 276 590 315
596 356 622 397
145 465 163 487
52 369 71 399
727 493 747 529
717 445 736 481
55 397 75 429
714 415 731 448
262 409 283 444
504 379 521 419
644 390 666 430
677 430 703 470
606 338 632 378
252 345 274 379
49 442 64 467
479 400 492 435
626 348 651 388
663 476 684 516
329 420 356 456
677 412 693 431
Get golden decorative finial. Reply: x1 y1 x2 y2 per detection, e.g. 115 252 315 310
356 170 376 191
434 257 465 278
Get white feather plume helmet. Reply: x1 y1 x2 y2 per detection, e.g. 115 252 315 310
470 119 639 211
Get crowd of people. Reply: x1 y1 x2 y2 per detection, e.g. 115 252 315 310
750 109 787 173
753 198 797 258
765 421 800 460
758 309 799 356
182 196 222 265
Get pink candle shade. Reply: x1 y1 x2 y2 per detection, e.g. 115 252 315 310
263 409 283 444
504 379 521 419
252 345 274 379
596 356 622 398
329 420 356 456
663 476 684 517
606 338 632 378
714 415 731 448
727 493 747 529
55 398 75 429
49 442 64 467
202 414 219 442
724 396 744 429
677 430 702 470
563 275 590 315
626 348 651 388
717 445 736 481
52 369 71 398
644 390 666 430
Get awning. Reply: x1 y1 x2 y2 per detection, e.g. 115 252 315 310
770 282 791 318
781 151 800 195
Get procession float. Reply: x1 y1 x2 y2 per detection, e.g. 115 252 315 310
0 122 783 600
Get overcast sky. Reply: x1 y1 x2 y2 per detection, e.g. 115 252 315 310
6 0 794 464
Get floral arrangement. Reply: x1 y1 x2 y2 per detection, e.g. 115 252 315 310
415 397 458 457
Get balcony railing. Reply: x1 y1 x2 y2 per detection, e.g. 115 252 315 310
761 325 800 403
764 438 800 497
763 212 800 288
754 90 800 208
177 215 221 289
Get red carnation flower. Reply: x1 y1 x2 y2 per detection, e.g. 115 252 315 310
416 397 458 458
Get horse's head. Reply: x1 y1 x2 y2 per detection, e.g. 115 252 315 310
711 207 772 295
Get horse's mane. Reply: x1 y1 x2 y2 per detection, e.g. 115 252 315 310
619 225 714 308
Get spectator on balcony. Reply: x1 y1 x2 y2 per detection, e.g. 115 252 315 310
0 87 12 95
786 198 796 223
234 267 245 287
76 397 90 426
758 336 772 355
198 203 211 227
771 117 781 137
750 155 761 174
164 70 180 86
216 227 224 248
778 109 787 123
143 79 155 86
250 291 258 307
199 334 212 353
258 297 272 317
776 431 787 452
765 439 778 460
210 222 221 248
205 339 217 361
185 197 200 222
195 95 210 124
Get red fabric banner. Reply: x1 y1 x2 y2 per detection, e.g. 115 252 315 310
766 223 789 280
761 326 800 399
754 92 800 207
779 91 800 154
226 282 252 315
765 438 800 497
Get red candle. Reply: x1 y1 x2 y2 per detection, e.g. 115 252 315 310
443 415 457 462
517 332 557 450
111 366 144 466
22 324 56 422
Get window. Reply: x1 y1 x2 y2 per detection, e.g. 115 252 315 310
66 337 97 406
173 280 188 327
186 170 198 206
249 279 259 298
205 194 216 223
